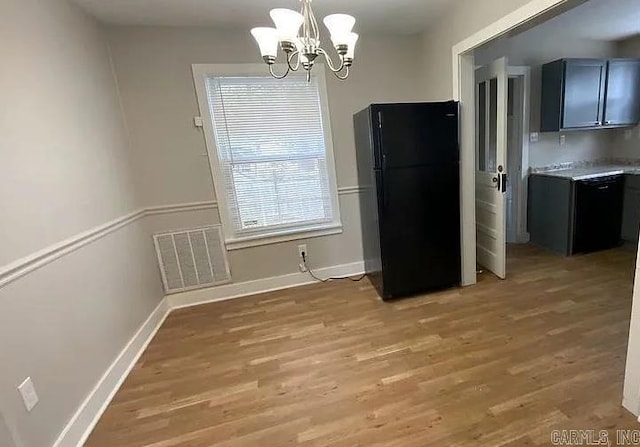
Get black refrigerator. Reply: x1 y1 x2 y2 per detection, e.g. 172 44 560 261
353 101 461 300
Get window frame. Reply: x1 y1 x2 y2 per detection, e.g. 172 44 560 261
192 64 342 250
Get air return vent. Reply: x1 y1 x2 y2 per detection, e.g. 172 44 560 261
153 226 231 294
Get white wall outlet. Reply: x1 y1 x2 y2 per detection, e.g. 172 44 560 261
18 377 38 412
193 116 204 127
529 132 539 143
559 134 566 146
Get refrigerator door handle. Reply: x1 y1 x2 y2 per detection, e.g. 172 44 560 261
380 173 387 213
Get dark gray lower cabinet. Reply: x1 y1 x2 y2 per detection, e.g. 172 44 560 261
528 175 575 255
622 174 640 243
528 173 628 255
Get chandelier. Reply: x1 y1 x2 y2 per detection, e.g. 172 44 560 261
250 0 358 81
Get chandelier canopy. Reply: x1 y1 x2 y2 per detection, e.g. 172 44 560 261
250 0 358 81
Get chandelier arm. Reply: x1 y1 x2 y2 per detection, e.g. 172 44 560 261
287 51 301 71
268 63 291 79
332 65 350 80
317 48 345 73
310 4 320 41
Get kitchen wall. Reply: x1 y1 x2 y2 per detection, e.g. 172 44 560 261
106 26 423 283
612 35 640 160
0 1 163 446
474 19 617 169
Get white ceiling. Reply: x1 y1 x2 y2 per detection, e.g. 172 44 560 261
71 0 460 34
533 0 640 41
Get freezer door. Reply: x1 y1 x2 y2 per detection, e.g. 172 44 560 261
373 102 459 170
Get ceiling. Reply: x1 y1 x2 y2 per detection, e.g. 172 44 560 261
71 0 460 34
529 0 640 41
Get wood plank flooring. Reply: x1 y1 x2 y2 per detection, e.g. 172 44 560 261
86 245 639 447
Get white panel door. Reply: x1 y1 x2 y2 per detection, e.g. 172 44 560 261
475 57 508 279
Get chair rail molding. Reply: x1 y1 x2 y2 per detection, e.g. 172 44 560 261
0 201 218 289
0 186 367 289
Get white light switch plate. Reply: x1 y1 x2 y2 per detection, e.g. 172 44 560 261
18 377 38 412
530 132 539 143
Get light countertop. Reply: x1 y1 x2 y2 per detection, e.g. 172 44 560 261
532 165 640 181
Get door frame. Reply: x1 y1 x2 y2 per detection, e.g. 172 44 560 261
452 0 639 418
507 66 531 245
452 0 571 287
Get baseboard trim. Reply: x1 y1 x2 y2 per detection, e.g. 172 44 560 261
52 298 170 447
168 261 365 309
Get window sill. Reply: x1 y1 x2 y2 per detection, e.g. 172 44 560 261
225 223 343 251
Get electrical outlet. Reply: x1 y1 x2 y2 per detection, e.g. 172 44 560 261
298 244 307 259
18 377 38 412
529 132 539 143
559 134 566 146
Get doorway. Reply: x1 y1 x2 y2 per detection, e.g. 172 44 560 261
506 68 530 245
474 61 530 279
454 0 640 419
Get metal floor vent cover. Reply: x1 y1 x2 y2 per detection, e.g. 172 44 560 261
153 226 231 294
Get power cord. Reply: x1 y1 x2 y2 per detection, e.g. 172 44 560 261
301 252 367 283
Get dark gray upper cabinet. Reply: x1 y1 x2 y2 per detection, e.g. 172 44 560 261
540 58 640 132
604 59 640 126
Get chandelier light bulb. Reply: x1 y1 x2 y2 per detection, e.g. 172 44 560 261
323 13 356 47
250 27 279 60
270 8 304 43
344 32 359 60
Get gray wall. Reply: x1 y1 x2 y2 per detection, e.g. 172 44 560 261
0 1 163 446
106 26 424 282
0 413 18 447
474 19 617 168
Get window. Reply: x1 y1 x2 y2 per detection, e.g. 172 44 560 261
193 65 341 249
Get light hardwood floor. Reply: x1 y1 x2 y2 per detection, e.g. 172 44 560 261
86 245 639 447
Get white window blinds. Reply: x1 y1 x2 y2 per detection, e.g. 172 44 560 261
204 75 336 239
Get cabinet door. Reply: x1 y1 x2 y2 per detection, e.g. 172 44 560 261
562 60 607 129
604 59 640 126
622 175 640 242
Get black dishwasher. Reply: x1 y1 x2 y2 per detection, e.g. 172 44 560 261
573 175 624 253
